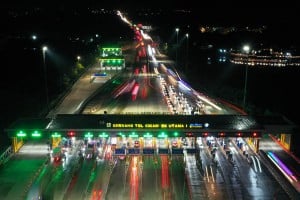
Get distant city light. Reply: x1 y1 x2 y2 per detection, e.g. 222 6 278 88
230 47 300 67
32 35 37 40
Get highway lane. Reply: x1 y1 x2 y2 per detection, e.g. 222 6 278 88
203 137 233 200
81 71 133 114
43 142 83 200
184 153 209 199
141 155 163 200
169 155 188 200
82 68 170 115
105 157 128 200
105 155 164 200
87 160 111 200
49 65 119 117
260 136 300 196
104 154 188 200
0 141 48 200
64 158 96 200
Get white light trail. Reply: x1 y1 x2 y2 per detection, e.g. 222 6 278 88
210 165 215 183
140 30 152 40
196 93 222 111
251 156 257 172
255 156 262 173
116 10 132 26
206 166 210 182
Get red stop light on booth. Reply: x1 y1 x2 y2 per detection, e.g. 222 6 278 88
186 132 193 137
237 132 242 137
67 131 75 137
219 132 225 137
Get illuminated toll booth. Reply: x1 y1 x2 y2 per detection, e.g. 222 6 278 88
99 47 125 70
99 57 125 70
6 118 51 153
101 47 122 57
51 132 62 149
253 115 297 153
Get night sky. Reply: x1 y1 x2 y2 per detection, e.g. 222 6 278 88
1 1 300 29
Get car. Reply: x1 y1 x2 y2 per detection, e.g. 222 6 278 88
86 148 94 159
134 140 140 148
225 150 231 155
52 147 62 163
54 155 61 162
172 141 178 148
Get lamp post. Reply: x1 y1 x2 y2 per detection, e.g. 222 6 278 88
242 45 250 110
77 56 81 62
175 28 179 64
185 33 189 72
42 46 50 113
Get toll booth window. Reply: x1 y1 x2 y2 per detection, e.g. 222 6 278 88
87 143 94 148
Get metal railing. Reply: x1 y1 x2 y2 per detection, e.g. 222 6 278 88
0 146 14 166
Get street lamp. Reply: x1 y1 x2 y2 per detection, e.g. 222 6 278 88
42 46 50 113
175 28 179 64
77 56 81 62
242 45 250 110
185 33 189 72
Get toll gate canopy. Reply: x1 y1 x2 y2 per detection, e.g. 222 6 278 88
5 114 297 139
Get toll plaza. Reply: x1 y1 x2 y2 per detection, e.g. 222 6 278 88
5 114 297 154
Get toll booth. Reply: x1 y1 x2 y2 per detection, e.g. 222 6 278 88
12 137 24 153
51 135 61 149
246 138 260 153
